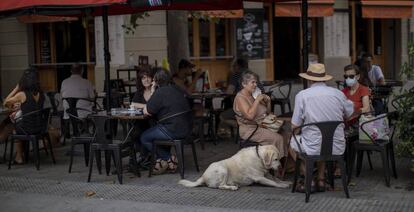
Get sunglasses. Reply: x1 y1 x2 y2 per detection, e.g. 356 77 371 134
344 74 356 79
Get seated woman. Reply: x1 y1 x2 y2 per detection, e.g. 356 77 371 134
141 68 192 174
130 68 155 164
131 68 155 109
233 70 286 158
342 64 371 125
3 68 45 164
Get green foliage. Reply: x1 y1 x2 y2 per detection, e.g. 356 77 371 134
123 11 224 34
122 12 150 34
395 41 414 170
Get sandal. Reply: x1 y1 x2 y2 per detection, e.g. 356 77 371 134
167 155 178 173
316 179 326 192
152 159 167 175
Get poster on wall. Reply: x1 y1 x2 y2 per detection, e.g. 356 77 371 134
95 15 125 66
236 9 264 60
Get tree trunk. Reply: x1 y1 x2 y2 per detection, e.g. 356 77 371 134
167 11 189 74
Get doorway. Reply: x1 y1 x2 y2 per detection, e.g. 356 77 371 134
354 5 401 79
55 21 87 91
274 17 300 80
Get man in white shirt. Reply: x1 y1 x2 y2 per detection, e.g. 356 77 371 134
362 53 385 86
290 63 354 191
61 64 95 122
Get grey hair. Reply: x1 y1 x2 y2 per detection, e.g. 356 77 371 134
240 70 259 87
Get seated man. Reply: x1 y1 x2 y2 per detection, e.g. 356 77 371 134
290 63 354 192
61 64 95 136
173 59 205 95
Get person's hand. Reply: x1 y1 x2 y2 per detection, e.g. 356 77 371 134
257 94 270 105
150 82 157 94
12 102 21 111
194 68 205 79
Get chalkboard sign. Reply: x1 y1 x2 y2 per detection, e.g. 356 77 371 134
236 9 264 59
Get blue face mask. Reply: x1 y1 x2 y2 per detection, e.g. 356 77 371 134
346 78 357 87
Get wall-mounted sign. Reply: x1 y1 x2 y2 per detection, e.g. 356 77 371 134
236 9 264 59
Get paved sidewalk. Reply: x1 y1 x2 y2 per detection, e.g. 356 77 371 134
0 138 413 211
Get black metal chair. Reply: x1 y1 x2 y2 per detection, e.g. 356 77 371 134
291 121 350 203
7 108 56 170
46 92 64 141
351 112 397 187
87 115 140 184
62 97 97 173
148 111 199 179
266 81 292 115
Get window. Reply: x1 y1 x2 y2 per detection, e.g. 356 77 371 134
189 18 231 59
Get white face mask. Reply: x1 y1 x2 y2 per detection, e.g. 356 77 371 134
346 78 357 87
252 87 262 99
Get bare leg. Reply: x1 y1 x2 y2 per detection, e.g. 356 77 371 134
317 161 325 180
15 140 23 163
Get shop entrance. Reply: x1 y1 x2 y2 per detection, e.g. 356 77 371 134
353 4 401 79
34 20 95 92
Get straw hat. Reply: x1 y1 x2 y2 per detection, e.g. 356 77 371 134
299 63 332 81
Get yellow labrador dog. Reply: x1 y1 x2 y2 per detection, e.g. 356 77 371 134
179 145 290 190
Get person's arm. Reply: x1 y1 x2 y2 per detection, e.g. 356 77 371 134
342 94 354 119
4 85 20 106
361 95 370 113
4 91 26 109
190 69 205 89
131 102 146 109
291 93 304 133
375 66 386 85
226 85 236 94
226 73 238 94
235 94 265 121
88 83 95 99
266 98 271 114
145 89 163 116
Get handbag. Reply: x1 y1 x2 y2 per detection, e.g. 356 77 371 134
259 114 284 133
359 113 390 143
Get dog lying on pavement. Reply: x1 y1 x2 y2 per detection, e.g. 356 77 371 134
178 145 291 190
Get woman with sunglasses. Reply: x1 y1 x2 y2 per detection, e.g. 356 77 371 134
341 64 371 123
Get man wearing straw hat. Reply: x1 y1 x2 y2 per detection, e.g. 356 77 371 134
290 63 354 192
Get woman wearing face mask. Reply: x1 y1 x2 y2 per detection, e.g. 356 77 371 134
341 64 371 122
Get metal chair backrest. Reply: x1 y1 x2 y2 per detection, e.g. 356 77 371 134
90 115 112 145
63 97 80 118
15 108 51 135
293 121 344 157
39 108 51 134
46 92 60 114
278 80 292 99
269 81 292 100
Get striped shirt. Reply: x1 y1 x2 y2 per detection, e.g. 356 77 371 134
291 82 354 155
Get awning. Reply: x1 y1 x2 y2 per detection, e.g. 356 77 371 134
360 0 414 19
275 0 335 17
17 14 78 23
0 0 243 17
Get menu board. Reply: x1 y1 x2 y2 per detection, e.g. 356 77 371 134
40 30 51 64
236 9 264 59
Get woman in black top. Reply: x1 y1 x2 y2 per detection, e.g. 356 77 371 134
4 68 45 164
131 68 155 108
129 68 155 163
141 68 192 174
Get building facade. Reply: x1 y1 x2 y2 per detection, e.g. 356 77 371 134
0 0 413 98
